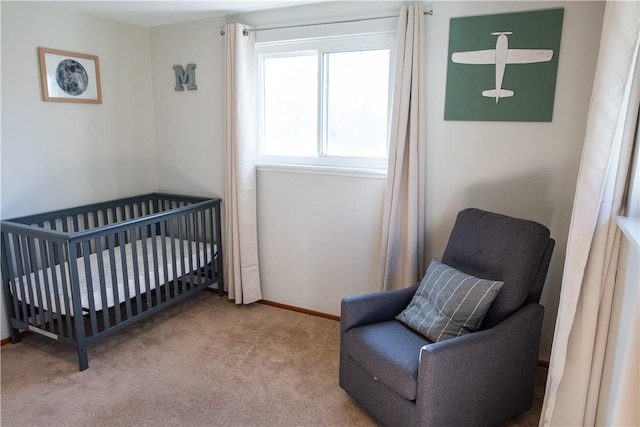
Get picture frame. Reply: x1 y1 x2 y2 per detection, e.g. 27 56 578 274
444 9 563 122
38 47 102 104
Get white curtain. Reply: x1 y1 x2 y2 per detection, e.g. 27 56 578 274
378 4 426 291
540 2 640 426
223 24 262 304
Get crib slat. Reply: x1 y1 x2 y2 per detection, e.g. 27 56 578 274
37 238 55 332
22 236 45 327
54 242 74 338
200 210 206 283
140 226 152 310
169 219 179 298
94 238 111 330
129 228 143 315
113 209 120 247
13 235 30 324
107 235 121 325
159 221 169 304
124 203 133 219
82 213 90 234
177 217 186 294
118 231 133 320
150 223 161 305
49 220 61 265
202 209 209 281
194 211 200 285
45 241 64 334
185 214 194 291
194 211 201 285
123 206 131 243
29 237 48 328
82 240 100 336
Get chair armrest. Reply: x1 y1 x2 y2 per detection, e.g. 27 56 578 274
415 303 545 427
340 284 418 335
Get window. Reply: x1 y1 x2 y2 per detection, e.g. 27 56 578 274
256 32 394 170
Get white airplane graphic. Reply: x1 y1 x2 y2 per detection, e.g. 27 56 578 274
451 32 553 103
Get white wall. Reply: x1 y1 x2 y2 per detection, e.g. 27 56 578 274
0 2 157 338
256 168 385 313
149 17 225 199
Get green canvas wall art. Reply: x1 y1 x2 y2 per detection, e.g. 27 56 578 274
444 8 564 122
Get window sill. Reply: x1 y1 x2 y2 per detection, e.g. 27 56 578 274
617 216 640 253
256 163 387 179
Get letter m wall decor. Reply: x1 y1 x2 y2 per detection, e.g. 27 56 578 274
444 9 564 122
174 63 197 91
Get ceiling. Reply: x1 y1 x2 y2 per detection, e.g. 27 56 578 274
55 0 324 28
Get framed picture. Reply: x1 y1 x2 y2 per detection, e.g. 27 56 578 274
38 47 102 104
444 9 564 122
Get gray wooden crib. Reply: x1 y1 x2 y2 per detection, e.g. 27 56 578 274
1 193 223 370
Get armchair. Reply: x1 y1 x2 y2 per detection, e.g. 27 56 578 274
340 208 554 426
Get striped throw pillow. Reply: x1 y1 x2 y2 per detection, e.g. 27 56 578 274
396 259 504 342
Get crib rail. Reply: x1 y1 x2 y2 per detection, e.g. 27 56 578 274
1 193 223 370
8 193 211 233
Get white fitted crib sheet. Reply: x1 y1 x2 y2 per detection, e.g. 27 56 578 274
12 236 213 316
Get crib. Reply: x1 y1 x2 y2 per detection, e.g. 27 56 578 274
1 193 223 371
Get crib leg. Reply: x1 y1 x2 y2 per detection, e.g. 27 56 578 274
77 344 89 371
9 327 21 344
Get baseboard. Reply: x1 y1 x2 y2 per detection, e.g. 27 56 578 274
203 286 227 296
258 299 340 321
204 286 339 321
0 331 32 346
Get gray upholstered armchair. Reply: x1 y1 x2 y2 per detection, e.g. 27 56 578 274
340 208 554 427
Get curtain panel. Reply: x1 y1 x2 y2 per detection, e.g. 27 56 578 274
223 24 263 304
378 4 426 291
540 2 640 425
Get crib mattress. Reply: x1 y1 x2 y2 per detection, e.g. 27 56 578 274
12 236 213 316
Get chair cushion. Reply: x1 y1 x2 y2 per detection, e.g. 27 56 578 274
343 320 430 401
396 259 504 342
442 208 551 328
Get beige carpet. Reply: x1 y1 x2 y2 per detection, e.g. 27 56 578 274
1 291 545 426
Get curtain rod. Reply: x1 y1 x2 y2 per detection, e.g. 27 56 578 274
219 9 433 36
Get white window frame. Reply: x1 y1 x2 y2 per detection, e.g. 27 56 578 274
617 119 640 251
255 26 396 172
